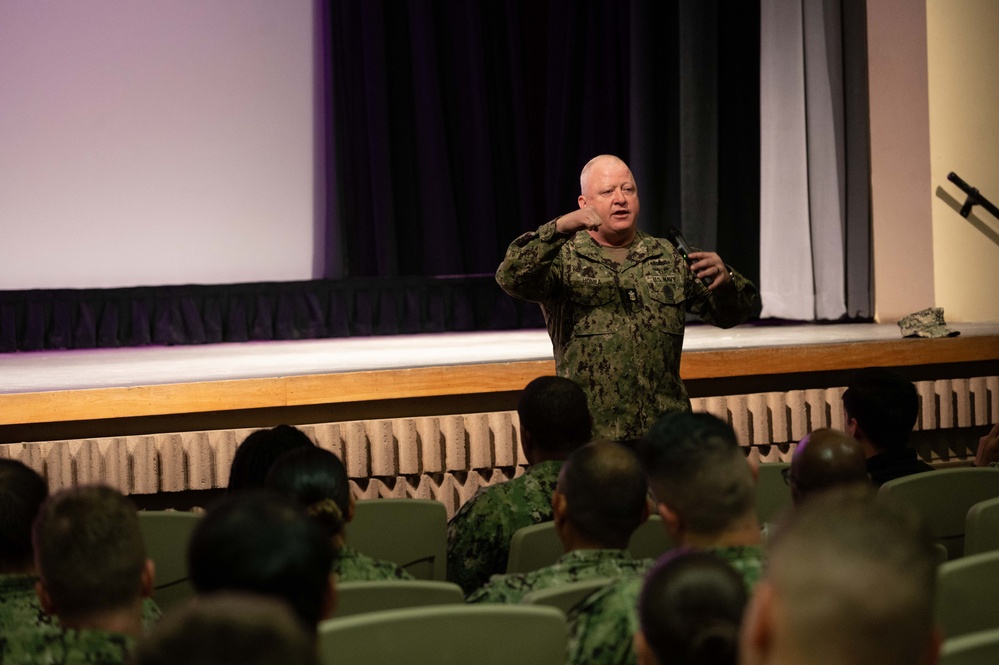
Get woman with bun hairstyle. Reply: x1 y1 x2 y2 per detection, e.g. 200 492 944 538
266 447 413 581
634 549 747 665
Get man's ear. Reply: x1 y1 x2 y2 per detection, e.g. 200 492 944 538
35 579 56 616
321 573 337 621
552 491 568 529
740 580 776 665
520 429 535 464
656 502 681 540
747 456 760 483
578 194 587 209
845 416 859 439
346 494 356 523
634 630 656 665
140 559 156 599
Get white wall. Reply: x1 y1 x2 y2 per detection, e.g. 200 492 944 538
927 0 999 322
0 0 317 290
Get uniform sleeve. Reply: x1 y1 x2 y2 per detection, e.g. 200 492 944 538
685 265 761 329
446 496 508 596
495 219 570 303
565 578 642 665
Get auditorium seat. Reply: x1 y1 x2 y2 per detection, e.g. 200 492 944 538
348 499 448 580
964 496 999 556
317 604 567 665
756 462 793 525
878 468 999 559
506 521 563 574
627 515 673 559
521 576 616 614
940 628 999 665
137 510 202 612
936 550 999 640
333 580 464 617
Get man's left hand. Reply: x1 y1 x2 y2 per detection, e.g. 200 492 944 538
687 252 731 290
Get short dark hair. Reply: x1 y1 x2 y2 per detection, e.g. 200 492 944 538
517 376 592 455
33 485 146 617
188 490 334 628
637 412 754 535
842 367 919 451
639 549 747 665
228 425 316 492
0 459 48 572
767 488 937 665
559 441 647 549
130 592 319 665
266 447 351 539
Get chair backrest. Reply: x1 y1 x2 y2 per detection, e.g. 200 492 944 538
137 510 202 612
506 521 563 574
937 550 999 640
940 628 999 665
627 515 673 560
333 580 464 618
756 462 793 525
879 468 999 559
317 604 567 665
965 496 999 556
520 577 615 614
348 499 448 580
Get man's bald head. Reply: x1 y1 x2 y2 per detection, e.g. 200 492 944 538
579 154 631 195
789 428 869 503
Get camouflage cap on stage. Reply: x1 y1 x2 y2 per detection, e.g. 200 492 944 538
897 307 959 339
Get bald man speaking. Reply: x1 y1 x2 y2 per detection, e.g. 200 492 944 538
496 155 759 441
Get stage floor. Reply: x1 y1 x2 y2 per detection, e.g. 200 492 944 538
4 321 998 394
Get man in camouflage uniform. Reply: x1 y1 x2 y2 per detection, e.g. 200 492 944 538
0 485 155 665
468 441 653 603
496 154 759 442
566 412 765 665
334 545 413 582
741 489 940 665
447 376 592 595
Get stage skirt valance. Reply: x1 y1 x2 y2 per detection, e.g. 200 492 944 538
0 276 546 353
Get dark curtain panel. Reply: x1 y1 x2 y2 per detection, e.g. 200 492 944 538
326 0 760 287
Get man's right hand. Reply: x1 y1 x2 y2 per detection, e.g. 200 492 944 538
556 206 603 235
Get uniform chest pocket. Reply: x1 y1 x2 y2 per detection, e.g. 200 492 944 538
567 277 617 308
645 274 685 306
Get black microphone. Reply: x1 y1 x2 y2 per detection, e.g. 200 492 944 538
666 227 713 287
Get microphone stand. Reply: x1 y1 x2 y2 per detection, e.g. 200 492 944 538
948 172 999 221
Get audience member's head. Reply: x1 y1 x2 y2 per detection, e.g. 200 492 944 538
740 488 940 665
33 485 153 635
517 376 592 464
842 367 919 454
130 592 319 665
0 459 48 574
788 428 869 504
638 412 757 545
635 549 748 665
265 447 352 544
188 490 335 629
553 440 649 551
227 425 316 492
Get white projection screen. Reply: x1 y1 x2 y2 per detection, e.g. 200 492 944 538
0 0 319 290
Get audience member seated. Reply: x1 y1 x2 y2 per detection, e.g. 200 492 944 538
740 488 941 665
227 425 315 493
447 375 592 594
634 550 748 665
188 490 336 630
131 592 319 665
842 367 933 487
974 423 999 467
566 411 764 665
786 428 870 504
468 440 652 603
265 446 413 581
0 485 155 664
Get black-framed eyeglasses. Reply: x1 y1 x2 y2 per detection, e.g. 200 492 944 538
781 467 794 486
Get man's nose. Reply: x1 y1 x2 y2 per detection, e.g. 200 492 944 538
612 188 626 204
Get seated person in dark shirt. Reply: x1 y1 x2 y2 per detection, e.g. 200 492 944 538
842 367 933 487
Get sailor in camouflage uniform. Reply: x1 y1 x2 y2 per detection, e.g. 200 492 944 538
447 376 593 595
566 411 765 665
2 486 154 665
468 440 654 604
496 154 759 442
